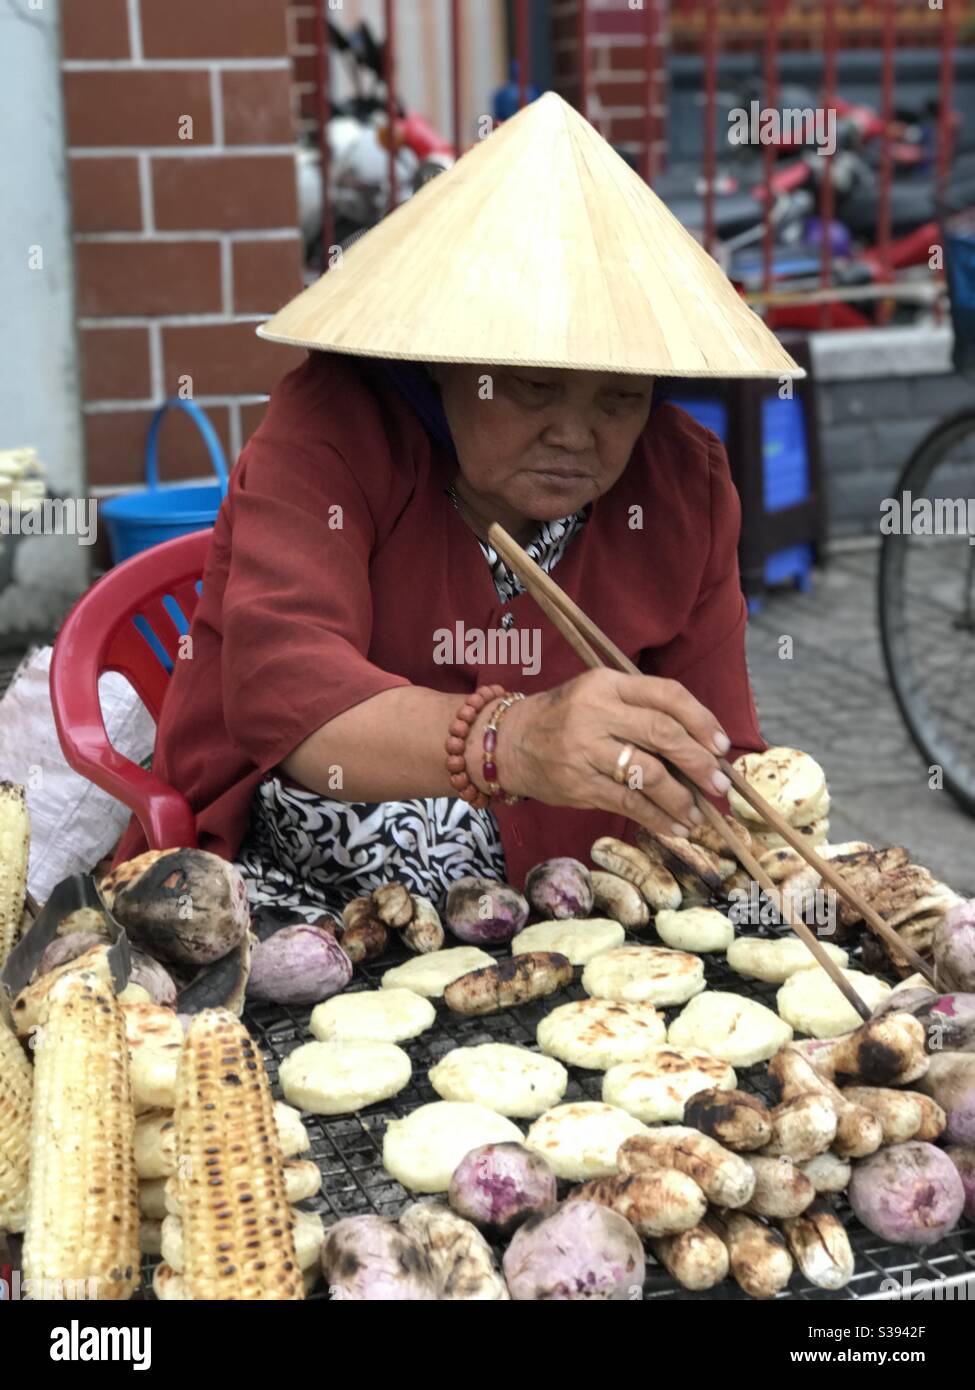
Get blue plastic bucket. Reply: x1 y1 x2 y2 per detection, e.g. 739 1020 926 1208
99 398 229 565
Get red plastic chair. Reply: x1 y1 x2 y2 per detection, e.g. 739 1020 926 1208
50 529 214 851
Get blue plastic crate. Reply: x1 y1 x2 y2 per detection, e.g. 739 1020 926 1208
668 397 728 444
762 394 810 514
669 394 815 609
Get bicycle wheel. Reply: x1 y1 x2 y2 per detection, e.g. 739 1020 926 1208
879 407 975 815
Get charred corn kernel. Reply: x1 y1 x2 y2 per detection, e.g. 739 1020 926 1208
175 1009 303 1301
0 782 29 969
22 970 140 1300
0 1009 32 1232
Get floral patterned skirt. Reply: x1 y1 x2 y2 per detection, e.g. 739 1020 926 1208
234 774 507 922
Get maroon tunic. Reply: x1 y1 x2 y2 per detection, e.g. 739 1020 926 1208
115 351 765 890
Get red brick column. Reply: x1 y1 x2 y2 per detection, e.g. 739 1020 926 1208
62 0 306 495
552 0 670 177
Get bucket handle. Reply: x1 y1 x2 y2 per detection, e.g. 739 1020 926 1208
144 398 229 496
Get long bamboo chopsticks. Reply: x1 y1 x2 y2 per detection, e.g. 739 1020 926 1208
487 522 937 1012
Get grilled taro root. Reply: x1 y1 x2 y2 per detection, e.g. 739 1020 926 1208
590 836 681 912
743 1155 816 1220
448 1143 558 1240
649 1224 729 1291
106 849 250 966
780 1203 854 1291
682 1088 773 1152
706 1210 793 1300
840 1087 923 1144
761 1093 837 1163
795 1013 929 1087
589 871 650 931
634 827 722 899
567 1170 707 1237
445 876 529 945
403 896 445 954
502 1199 645 1301
618 1128 755 1209
767 1045 883 1160
443 951 572 1016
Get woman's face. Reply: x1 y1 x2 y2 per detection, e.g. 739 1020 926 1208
433 365 654 523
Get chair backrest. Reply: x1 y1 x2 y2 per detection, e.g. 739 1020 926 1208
56 528 214 724
49 527 215 854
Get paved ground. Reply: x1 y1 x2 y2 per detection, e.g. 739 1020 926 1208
746 540 974 892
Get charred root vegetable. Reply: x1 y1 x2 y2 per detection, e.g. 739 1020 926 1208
848 1141 965 1246
525 858 593 920
682 1088 773 1152
590 837 681 912
443 951 572 1016
502 1200 645 1301
448 1143 558 1240
445 876 529 945
567 1170 707 1237
106 849 250 966
589 871 650 931
247 924 351 1006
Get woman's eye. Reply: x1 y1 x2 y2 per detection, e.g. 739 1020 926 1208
519 378 553 393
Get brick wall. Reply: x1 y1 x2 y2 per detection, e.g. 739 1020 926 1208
551 0 669 175
288 2 320 138
62 0 306 497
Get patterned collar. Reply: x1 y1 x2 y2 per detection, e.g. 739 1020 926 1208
444 483 589 604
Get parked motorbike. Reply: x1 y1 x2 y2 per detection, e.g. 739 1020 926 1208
297 18 456 266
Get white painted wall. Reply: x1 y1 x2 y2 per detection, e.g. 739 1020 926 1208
0 0 87 639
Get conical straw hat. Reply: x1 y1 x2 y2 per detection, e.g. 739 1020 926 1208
260 91 803 379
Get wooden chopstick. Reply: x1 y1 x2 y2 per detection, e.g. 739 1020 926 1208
489 522 936 1001
714 763 934 982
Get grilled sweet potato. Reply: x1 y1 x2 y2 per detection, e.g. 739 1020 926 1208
444 952 572 1016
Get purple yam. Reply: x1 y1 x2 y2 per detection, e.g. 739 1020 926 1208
448 1142 557 1239
848 1141 965 1246
525 858 594 920
445 876 529 945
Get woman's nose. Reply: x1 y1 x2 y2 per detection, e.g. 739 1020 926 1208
541 409 595 451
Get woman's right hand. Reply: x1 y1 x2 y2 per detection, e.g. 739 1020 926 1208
487 668 732 837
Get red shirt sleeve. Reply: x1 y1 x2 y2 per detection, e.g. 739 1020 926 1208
640 429 766 765
219 420 411 774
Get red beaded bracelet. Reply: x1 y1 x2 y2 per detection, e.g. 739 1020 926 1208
445 684 508 809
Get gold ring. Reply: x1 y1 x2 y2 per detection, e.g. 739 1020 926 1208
613 743 636 785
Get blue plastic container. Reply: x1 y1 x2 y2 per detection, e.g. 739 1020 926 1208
99 398 229 565
668 393 815 606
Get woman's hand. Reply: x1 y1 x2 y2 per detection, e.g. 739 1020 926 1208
486 668 732 837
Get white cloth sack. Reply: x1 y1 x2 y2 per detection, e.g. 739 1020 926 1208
0 646 156 902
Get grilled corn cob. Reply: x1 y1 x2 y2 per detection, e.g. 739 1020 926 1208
0 1009 32 1231
22 969 140 1299
175 1008 304 1300
0 782 29 969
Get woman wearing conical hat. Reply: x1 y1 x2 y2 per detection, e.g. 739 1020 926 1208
115 95 801 917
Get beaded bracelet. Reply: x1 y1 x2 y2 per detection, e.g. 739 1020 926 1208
445 684 508 809
483 692 526 804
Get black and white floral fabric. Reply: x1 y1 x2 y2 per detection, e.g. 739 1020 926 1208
235 492 589 920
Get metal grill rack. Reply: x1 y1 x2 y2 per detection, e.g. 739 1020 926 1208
142 912 975 1301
